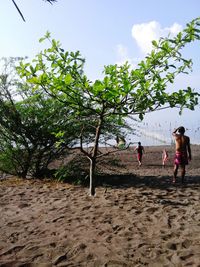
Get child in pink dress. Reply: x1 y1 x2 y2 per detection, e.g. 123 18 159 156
162 149 169 167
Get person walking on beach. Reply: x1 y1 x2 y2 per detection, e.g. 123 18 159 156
162 149 169 167
134 142 144 166
172 126 192 183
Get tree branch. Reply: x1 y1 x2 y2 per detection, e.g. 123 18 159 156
11 0 25 22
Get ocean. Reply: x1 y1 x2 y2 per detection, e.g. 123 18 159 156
128 125 200 146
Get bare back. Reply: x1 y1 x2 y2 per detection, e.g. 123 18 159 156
174 134 191 160
174 135 189 152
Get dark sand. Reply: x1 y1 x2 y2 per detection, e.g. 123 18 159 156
0 145 200 266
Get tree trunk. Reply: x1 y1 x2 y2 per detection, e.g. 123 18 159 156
89 157 96 196
88 113 104 196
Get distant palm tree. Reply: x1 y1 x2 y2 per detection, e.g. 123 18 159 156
11 0 57 22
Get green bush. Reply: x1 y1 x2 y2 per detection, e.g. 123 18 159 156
55 160 89 185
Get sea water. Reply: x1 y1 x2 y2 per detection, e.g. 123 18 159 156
128 125 200 146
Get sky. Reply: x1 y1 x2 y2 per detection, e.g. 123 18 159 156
1 0 200 144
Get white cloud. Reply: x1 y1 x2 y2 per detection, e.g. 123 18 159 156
115 21 183 68
115 44 140 68
131 21 182 55
116 44 128 60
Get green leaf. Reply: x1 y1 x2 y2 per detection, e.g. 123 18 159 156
27 77 39 84
64 74 72 85
152 40 158 48
93 80 104 93
45 31 51 39
39 37 46 43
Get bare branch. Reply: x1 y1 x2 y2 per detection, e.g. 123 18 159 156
44 0 57 4
11 0 57 22
11 0 25 22
96 142 133 159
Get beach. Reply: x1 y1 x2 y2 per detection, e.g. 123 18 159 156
0 145 200 266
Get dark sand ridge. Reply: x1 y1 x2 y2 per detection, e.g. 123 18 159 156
0 145 200 266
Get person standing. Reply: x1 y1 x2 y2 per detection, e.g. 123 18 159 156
162 149 169 167
172 126 192 183
134 142 145 166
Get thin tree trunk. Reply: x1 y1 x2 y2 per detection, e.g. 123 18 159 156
89 157 96 196
88 114 104 196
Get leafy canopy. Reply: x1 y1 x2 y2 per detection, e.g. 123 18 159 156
18 18 200 124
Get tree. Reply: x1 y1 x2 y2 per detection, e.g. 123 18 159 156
17 18 200 195
0 58 78 178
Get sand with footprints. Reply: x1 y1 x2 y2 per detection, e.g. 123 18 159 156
0 145 200 266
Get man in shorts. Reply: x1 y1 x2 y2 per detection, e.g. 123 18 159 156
134 141 145 166
172 126 192 183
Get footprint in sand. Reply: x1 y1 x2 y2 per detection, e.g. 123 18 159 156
112 225 123 234
161 233 173 241
66 243 87 260
18 203 30 208
166 242 178 250
179 251 194 261
144 207 159 213
181 239 192 249
98 230 106 236
81 205 91 211
105 234 113 243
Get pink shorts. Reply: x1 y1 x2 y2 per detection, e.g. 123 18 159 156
174 152 188 166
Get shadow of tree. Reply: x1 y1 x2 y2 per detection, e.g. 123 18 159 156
96 174 200 190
